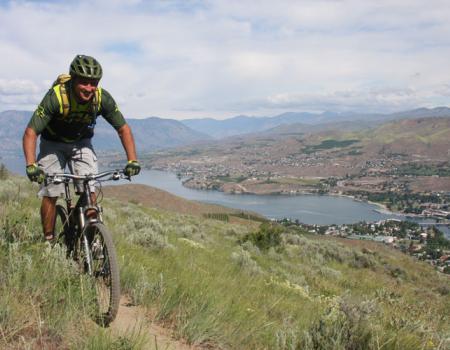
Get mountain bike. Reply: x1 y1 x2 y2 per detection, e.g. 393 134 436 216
46 169 128 326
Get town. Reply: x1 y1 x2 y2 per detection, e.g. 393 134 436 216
277 218 450 274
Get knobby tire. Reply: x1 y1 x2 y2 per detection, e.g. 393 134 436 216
55 204 76 258
84 222 121 326
54 204 69 246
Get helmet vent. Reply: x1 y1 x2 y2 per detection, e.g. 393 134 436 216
69 54 103 80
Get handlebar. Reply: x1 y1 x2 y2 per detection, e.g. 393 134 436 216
45 169 130 185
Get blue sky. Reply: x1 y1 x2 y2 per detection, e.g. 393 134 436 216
1 0 450 119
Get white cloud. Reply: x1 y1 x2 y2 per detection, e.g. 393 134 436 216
0 0 450 118
0 79 42 95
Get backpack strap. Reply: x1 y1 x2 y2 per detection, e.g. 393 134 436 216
91 87 102 116
52 83 70 117
59 83 70 118
52 74 71 118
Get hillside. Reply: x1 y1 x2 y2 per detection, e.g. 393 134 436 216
296 116 450 160
1 173 449 349
0 110 210 156
360 117 450 157
102 183 263 225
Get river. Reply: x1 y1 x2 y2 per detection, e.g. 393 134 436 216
135 170 403 225
2 157 449 236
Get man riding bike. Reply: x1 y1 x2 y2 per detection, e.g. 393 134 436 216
22 54 140 242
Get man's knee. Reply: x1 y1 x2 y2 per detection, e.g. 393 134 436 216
42 196 58 208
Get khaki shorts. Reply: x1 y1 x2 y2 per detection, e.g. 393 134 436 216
37 138 98 197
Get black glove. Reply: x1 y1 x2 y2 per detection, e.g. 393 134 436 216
124 160 141 177
26 163 45 183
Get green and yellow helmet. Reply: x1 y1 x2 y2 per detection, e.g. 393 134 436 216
69 54 103 80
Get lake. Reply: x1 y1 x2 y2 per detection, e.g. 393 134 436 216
2 157 449 236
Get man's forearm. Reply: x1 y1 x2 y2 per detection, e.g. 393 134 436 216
117 124 138 161
23 127 38 166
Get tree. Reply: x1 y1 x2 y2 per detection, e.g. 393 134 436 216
0 163 8 180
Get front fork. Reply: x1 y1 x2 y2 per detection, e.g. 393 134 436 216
82 231 94 276
79 205 103 276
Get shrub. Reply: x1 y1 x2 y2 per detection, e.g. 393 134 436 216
240 223 284 251
125 213 171 249
203 213 229 222
302 297 376 350
0 163 8 180
349 251 377 269
230 248 262 275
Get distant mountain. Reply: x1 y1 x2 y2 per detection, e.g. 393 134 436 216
93 117 210 152
181 112 328 139
181 107 450 139
262 120 380 136
0 110 211 156
0 110 33 154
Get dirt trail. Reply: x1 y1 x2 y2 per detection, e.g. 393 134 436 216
110 296 200 350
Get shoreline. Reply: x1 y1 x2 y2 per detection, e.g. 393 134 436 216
183 178 401 211
182 178 446 222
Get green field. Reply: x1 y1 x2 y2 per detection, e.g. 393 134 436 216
303 139 360 154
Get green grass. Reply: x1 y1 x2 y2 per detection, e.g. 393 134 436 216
1 175 449 349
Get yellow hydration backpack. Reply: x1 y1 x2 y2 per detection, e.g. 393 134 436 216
52 74 101 118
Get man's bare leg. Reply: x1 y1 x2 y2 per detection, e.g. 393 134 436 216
86 192 98 220
41 196 58 240
41 192 97 240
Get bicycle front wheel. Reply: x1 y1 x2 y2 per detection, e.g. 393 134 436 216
55 204 70 249
54 204 68 238
84 222 120 326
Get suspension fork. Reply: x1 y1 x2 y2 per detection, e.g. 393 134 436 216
78 189 94 276
82 227 94 276
63 181 73 212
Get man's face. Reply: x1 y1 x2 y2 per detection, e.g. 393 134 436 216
73 77 99 103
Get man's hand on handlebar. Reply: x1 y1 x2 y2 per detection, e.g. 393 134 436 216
124 160 141 177
26 163 45 184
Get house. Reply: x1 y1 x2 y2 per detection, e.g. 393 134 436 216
383 236 395 244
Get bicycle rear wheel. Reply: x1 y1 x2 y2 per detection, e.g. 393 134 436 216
83 222 120 326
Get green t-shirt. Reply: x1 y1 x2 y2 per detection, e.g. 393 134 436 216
28 81 126 143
